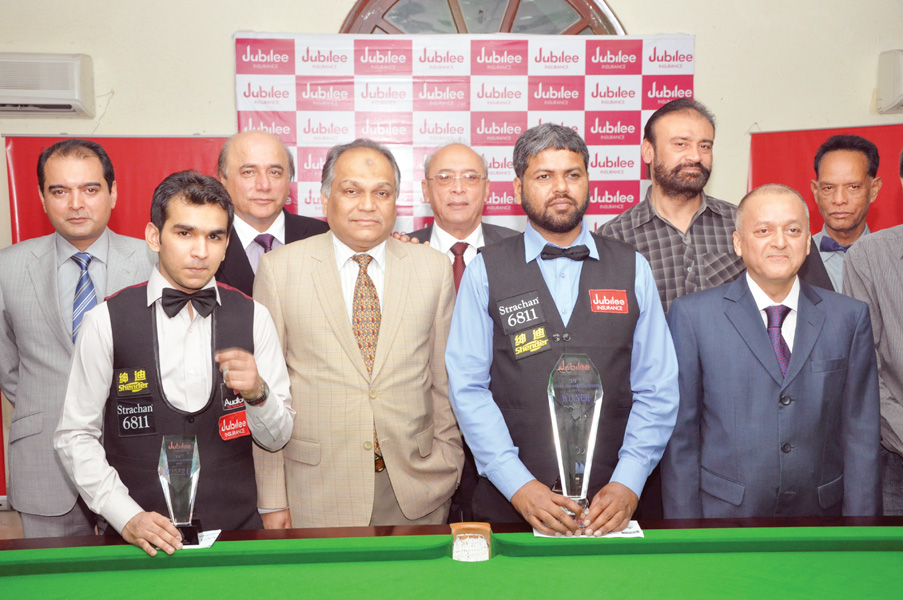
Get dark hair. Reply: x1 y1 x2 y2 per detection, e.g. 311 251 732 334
643 99 716 146
37 138 115 193
512 123 588 180
813 135 880 178
217 131 296 182
320 138 401 198
150 170 234 231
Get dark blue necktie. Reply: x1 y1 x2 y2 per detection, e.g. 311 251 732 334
819 236 851 253
71 252 97 342
765 305 792 376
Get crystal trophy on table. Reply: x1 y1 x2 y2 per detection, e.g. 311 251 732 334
159 435 201 545
547 353 604 522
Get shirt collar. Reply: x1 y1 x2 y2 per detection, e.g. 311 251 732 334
145 264 221 309
431 222 484 254
332 234 387 272
818 224 871 241
523 221 599 263
634 188 725 228
54 228 111 267
232 210 286 251
745 272 800 313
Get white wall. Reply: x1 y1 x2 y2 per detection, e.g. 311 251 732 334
1 1 902 250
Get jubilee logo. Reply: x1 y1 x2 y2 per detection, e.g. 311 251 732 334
591 48 637 65
416 82 465 100
360 118 408 136
590 83 636 99
418 119 466 136
361 82 407 100
486 156 514 170
242 82 290 99
471 41 528 75
532 82 579 100
243 117 292 137
300 188 324 206
590 188 635 204
298 83 349 100
241 46 290 64
486 190 516 205
534 47 579 64
302 153 325 171
302 119 350 136
475 118 522 135
236 39 294 74
643 76 694 109
589 119 635 134
647 47 694 63
219 411 251 441
590 155 635 169
355 41 412 75
647 81 692 99
584 112 640 144
360 47 407 64
589 290 629 314
418 48 465 64
299 47 349 64
476 82 522 100
475 48 523 65
586 40 642 74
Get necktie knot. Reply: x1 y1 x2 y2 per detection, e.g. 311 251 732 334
450 241 468 257
765 304 791 329
161 287 217 319
540 244 590 261
818 236 851 253
255 233 276 253
71 252 93 270
352 253 374 270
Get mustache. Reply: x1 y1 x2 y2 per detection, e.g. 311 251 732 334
670 161 711 178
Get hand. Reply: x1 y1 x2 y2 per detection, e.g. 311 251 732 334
510 480 584 536
261 509 292 529
584 482 638 537
215 348 264 400
391 232 428 245
121 511 183 557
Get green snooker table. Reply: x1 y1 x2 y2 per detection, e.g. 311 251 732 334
1 519 902 599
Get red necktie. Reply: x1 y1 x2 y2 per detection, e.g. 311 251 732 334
450 242 468 292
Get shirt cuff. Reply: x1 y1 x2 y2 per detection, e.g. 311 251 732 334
102 492 146 535
610 455 649 500
486 454 536 501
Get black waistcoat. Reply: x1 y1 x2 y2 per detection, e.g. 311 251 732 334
103 283 262 532
475 234 639 523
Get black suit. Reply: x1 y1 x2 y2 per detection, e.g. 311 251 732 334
217 210 329 297
409 220 518 523
408 222 519 249
798 238 833 291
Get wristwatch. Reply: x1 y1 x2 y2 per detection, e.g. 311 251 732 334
243 380 269 407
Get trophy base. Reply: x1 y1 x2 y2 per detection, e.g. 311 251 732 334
176 520 202 545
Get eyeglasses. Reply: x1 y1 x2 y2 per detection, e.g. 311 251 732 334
427 173 486 187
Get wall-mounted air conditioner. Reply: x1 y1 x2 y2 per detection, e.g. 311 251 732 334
0 53 95 118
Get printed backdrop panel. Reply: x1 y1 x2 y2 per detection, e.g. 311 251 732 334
235 33 695 233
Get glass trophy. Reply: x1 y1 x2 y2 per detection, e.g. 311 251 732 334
547 353 604 521
158 435 201 544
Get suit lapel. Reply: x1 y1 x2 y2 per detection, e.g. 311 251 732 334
220 232 255 295
105 232 140 296
370 239 407 380
781 282 824 386
312 233 371 381
28 236 73 350
724 276 785 385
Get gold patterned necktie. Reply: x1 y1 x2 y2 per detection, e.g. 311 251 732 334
351 254 385 471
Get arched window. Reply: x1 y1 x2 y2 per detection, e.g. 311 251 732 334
340 0 625 35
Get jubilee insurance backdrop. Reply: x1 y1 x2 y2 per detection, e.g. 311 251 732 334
234 33 695 233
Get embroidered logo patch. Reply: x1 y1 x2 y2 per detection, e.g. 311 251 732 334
589 289 628 313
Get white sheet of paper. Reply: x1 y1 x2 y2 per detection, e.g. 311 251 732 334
181 529 221 549
532 520 644 538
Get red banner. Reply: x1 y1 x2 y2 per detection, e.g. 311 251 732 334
5 136 228 243
749 124 903 233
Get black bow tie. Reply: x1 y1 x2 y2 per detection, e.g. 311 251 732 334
540 244 590 261
161 288 217 318
819 236 852 253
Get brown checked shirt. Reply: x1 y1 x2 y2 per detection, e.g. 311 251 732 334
598 189 745 314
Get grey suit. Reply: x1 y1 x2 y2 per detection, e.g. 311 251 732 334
0 230 153 527
661 275 881 518
408 222 519 249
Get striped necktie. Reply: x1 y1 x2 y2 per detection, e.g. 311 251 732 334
71 252 98 342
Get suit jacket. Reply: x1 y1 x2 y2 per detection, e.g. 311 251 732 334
0 231 154 516
661 275 881 518
252 233 463 527
798 238 833 291
408 222 519 250
216 210 329 297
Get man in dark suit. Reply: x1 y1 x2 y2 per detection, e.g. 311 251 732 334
408 143 516 523
0 139 154 537
661 183 881 518
215 130 328 296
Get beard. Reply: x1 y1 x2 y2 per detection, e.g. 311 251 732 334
521 193 589 234
653 159 711 199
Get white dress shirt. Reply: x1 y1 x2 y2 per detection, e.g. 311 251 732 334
428 223 484 267
332 236 386 321
55 229 110 333
746 273 800 351
232 212 286 274
54 266 294 533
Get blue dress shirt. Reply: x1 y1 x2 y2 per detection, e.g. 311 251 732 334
446 222 679 501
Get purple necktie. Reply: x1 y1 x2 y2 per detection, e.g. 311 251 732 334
255 233 276 253
765 305 792 376
450 242 468 292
